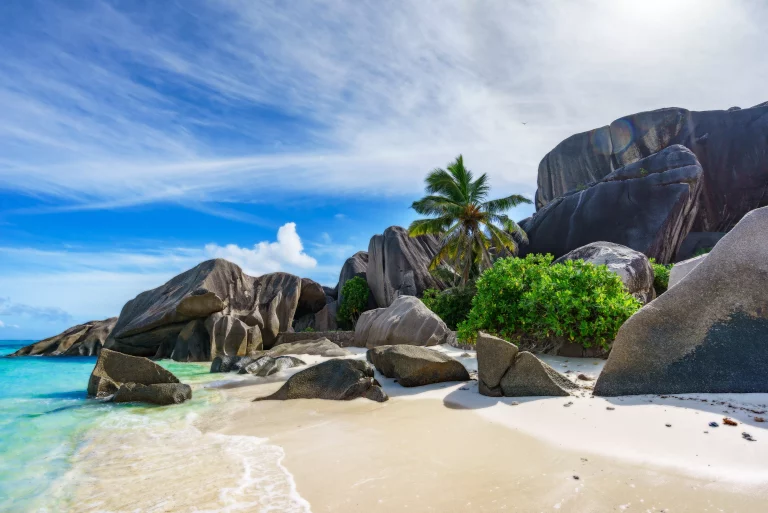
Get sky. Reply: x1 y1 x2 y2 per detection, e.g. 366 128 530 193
1 0 767 339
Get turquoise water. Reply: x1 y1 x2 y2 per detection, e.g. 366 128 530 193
0 341 217 512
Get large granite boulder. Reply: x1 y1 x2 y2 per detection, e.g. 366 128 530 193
254 359 388 402
500 352 578 397
10 317 117 357
668 254 707 289
536 103 768 233
314 301 338 331
87 348 180 398
594 207 768 396
553 242 655 304
522 145 703 263
266 338 352 358
477 332 519 393
366 345 470 387
112 383 192 405
367 226 446 308
105 259 326 359
244 356 306 377
675 232 725 262
354 296 451 348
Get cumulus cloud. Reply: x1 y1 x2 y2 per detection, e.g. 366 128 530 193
204 222 317 276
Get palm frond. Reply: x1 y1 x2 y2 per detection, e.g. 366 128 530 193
411 195 462 216
408 216 454 237
468 172 490 203
424 168 466 204
483 194 532 214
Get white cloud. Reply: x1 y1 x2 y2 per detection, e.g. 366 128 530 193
0 297 72 323
204 222 317 276
1 0 765 215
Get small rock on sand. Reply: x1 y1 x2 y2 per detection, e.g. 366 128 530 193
606 406 615 411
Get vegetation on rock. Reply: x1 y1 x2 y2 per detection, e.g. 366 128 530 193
649 258 673 294
337 276 370 329
422 286 476 330
458 254 641 349
408 155 532 285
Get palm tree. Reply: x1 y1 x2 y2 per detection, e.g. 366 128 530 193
408 155 532 286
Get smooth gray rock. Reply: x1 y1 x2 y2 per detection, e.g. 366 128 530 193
314 301 338 331
522 145 703 263
499 352 577 397
254 359 388 402
87 349 179 397
171 320 210 362
297 278 327 317
675 232 725 262
535 103 768 234
595 207 768 396
265 338 352 358
112 383 192 405
210 314 248 357
553 242 656 304
367 226 446 308
355 296 451 348
244 356 305 377
105 259 321 357
668 254 707 289
9 317 116 357
366 345 470 387
210 355 238 373
476 332 519 390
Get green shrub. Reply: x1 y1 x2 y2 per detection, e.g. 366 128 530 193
693 247 712 257
457 254 641 349
302 326 315 333
422 286 476 330
337 276 370 329
649 258 673 294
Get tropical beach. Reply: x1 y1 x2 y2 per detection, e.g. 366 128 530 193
3 1 768 512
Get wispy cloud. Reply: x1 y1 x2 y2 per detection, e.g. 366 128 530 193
2 0 764 217
0 297 72 323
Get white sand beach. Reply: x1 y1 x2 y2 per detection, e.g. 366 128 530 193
52 345 768 512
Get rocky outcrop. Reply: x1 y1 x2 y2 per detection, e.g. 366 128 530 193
338 251 370 306
675 232 725 262
266 338 352 358
553 242 655 304
244 356 305 377
476 334 575 397
9 317 117 357
275 331 356 348
104 259 327 359
499 352 578 397
254 359 388 402
366 345 470 387
536 103 768 233
477 332 518 394
367 226 446 307
522 145 703 263
354 296 451 348
594 207 768 396
112 383 192 405
668 254 707 289
87 349 188 404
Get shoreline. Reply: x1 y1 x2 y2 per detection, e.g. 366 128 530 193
52 347 768 512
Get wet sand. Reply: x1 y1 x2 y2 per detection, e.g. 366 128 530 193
56 349 768 512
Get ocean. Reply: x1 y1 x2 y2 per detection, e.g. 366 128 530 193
0 341 310 512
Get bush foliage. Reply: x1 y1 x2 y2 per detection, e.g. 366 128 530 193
337 276 370 329
422 286 476 330
457 254 641 349
649 258 673 294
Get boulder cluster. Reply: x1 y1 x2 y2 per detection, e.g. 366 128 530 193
524 103 768 263
87 349 191 405
477 332 577 397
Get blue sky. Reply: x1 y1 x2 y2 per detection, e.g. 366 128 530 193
1 0 767 339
